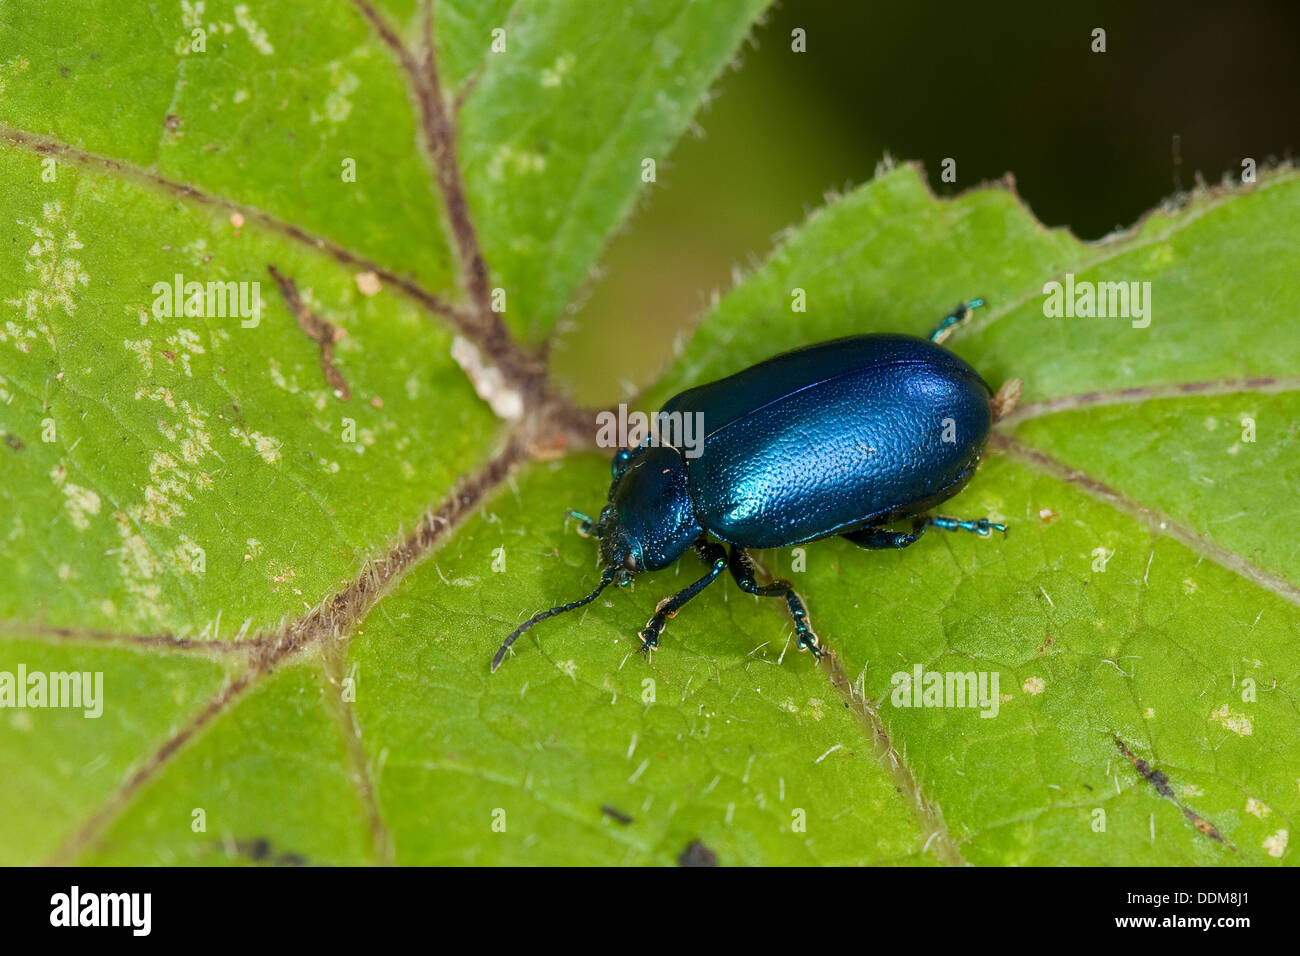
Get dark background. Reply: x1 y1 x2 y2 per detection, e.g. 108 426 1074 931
550 0 1300 404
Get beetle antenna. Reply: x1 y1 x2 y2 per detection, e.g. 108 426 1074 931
491 567 617 672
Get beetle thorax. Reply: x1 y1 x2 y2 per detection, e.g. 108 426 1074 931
598 445 702 575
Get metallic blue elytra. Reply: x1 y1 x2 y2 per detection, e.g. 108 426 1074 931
491 301 1009 672
660 333 991 548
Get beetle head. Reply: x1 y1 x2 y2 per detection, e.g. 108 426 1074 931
490 444 702 673
595 511 642 583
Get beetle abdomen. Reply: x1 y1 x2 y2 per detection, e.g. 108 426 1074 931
665 334 992 548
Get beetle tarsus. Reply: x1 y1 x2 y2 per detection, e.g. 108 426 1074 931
929 297 986 344
636 541 728 653
929 515 1008 538
566 509 594 536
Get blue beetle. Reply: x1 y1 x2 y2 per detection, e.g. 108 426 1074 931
491 300 1010 671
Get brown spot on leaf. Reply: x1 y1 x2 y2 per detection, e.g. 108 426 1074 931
601 805 633 825
1114 736 1236 851
678 840 718 867
268 264 351 401
224 837 311 866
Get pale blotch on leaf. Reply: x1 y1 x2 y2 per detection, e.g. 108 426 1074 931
313 62 360 125
355 271 382 296
49 465 101 531
233 3 274 55
540 53 575 88
1263 830 1288 858
1209 704 1253 736
229 425 283 465
5 202 89 350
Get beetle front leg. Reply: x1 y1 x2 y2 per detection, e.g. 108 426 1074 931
638 539 728 653
566 510 594 536
727 546 822 659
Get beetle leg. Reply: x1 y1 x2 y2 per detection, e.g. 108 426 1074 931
926 515 1009 537
845 515 1007 550
727 546 822 659
566 510 594 536
929 298 985 344
842 521 928 550
638 539 728 652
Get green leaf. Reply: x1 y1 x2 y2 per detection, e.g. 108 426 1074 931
2 0 1297 867
650 164 1300 865
456 0 770 341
